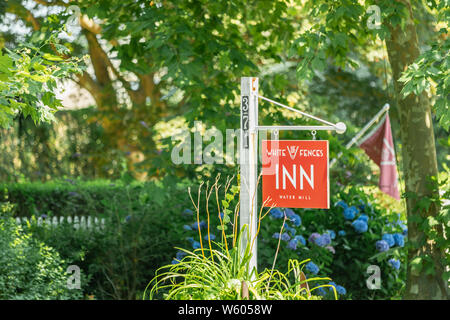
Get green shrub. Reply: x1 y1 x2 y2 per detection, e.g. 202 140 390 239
7 177 197 299
0 202 83 299
1 179 141 217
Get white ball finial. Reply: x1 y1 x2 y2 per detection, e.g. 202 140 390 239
335 122 346 134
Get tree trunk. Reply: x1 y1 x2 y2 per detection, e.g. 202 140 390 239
385 0 448 299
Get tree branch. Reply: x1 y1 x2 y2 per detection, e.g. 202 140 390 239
75 71 103 105
79 15 102 35
26 11 40 30
76 71 100 93
6 2 41 31
80 27 136 98
33 0 70 7
83 30 112 87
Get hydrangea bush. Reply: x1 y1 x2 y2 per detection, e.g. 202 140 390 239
258 185 407 300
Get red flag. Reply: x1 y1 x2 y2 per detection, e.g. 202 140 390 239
358 114 400 200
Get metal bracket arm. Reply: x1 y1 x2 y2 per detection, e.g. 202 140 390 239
258 95 347 134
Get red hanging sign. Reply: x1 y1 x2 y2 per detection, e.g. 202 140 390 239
262 140 329 209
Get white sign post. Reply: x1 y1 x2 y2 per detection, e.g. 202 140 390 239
239 77 259 274
239 77 347 274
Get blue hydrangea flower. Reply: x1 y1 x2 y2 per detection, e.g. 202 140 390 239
183 224 192 231
287 239 298 250
218 212 224 220
352 220 368 233
326 230 336 240
328 281 337 292
191 221 207 230
294 235 306 246
335 285 346 295
191 222 199 230
284 225 297 236
388 258 401 270
315 236 327 247
182 209 193 216
328 282 346 295
171 259 180 265
316 287 327 296
315 234 331 247
290 214 302 227
270 208 284 219
357 214 369 222
305 261 319 275
382 234 395 247
187 237 194 244
192 241 201 249
204 234 216 241
335 200 348 209
176 250 187 260
343 206 358 220
376 240 390 252
308 232 321 244
338 230 346 237
397 220 408 235
281 233 291 241
393 233 404 247
272 232 280 239
322 233 332 246
284 208 296 219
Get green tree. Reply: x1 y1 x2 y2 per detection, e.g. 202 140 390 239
2 0 297 176
290 0 448 299
2 0 447 299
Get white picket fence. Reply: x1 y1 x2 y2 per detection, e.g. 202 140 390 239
15 215 106 230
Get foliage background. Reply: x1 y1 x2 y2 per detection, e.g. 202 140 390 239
0 0 448 300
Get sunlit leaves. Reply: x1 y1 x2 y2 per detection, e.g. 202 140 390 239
291 0 448 132
291 0 414 82
0 40 83 128
0 52 13 74
79 0 296 130
398 35 449 131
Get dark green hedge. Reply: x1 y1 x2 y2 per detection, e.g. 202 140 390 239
1 179 141 217
1 177 199 299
